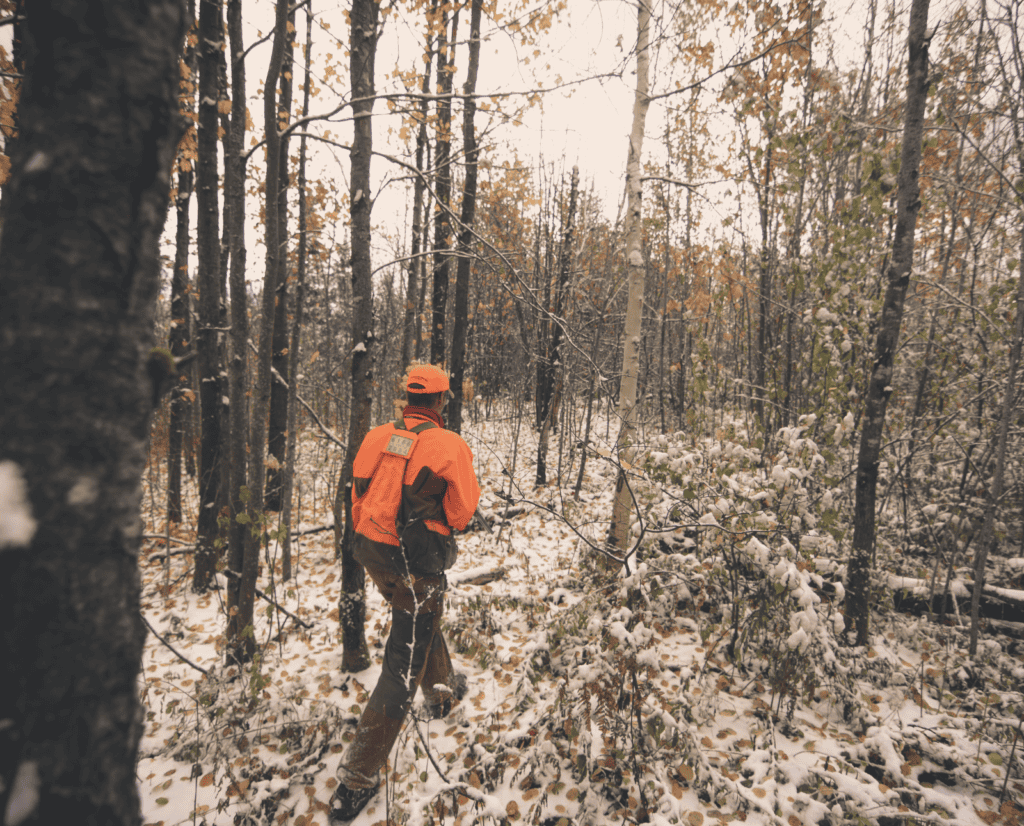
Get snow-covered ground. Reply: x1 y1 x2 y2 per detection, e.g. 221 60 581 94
137 411 1024 826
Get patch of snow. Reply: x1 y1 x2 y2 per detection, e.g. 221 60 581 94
0 461 36 550
67 475 99 507
24 151 48 175
4 761 40 826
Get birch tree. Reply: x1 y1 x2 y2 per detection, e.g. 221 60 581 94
607 0 652 558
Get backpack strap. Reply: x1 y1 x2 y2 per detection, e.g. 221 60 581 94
394 417 438 435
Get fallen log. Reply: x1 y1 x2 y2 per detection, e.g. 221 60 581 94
450 567 507 587
292 522 334 537
892 578 1024 625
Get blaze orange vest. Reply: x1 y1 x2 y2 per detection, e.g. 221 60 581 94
353 418 437 547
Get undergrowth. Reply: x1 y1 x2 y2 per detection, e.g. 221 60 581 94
139 413 1024 826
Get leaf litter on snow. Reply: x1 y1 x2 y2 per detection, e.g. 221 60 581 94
137 414 1024 826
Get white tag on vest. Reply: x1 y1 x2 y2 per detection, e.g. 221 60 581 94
384 433 415 457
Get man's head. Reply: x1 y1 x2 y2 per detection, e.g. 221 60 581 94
406 364 454 411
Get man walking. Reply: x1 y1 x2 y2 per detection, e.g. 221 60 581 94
331 364 481 822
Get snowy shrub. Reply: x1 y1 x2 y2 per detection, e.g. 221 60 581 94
623 416 858 718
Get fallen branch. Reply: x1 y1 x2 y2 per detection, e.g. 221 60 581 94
140 612 209 675
146 547 196 563
220 568 314 630
143 533 193 546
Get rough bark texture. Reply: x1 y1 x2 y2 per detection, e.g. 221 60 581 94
336 0 379 673
229 0 290 664
429 8 454 365
846 0 931 645
282 5 314 582
194 0 225 593
401 6 435 370
266 6 297 512
224 0 251 652
607 0 651 558
167 2 197 525
0 1 185 824
168 169 193 523
447 0 484 436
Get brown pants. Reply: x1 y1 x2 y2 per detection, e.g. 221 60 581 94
337 562 455 789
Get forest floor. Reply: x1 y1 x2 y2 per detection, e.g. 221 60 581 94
137 410 1024 826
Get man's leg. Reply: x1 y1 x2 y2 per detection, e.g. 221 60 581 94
420 625 457 710
336 565 446 789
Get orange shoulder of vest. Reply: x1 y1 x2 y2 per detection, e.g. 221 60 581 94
352 423 398 476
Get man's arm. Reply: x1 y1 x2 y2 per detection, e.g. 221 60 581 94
442 436 481 531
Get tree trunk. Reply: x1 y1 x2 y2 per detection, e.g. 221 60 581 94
0 2 184 823
226 0 289 664
336 0 380 673
846 0 931 645
194 0 226 594
430 7 455 365
282 6 314 582
754 128 774 437
536 166 579 486
224 0 251 651
167 3 197 525
607 0 651 560
266 7 297 512
401 0 437 370
448 0 483 436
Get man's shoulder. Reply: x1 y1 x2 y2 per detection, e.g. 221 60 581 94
418 425 472 454
359 421 399 449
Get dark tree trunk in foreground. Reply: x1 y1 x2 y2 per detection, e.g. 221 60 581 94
335 0 379 673
846 0 931 645
0 2 184 824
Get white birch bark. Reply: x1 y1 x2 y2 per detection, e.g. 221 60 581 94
607 0 652 558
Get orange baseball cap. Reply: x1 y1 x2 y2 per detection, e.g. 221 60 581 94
406 364 452 397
